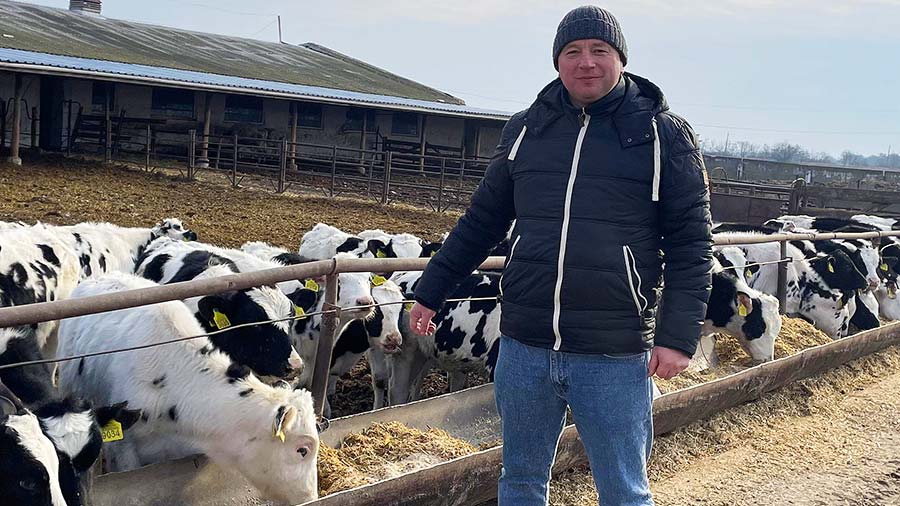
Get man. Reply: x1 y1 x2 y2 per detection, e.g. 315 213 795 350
409 5 712 505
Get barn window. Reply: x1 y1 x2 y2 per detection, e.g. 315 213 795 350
91 82 115 113
297 102 323 129
224 95 264 124
344 108 377 133
391 112 419 137
151 88 195 118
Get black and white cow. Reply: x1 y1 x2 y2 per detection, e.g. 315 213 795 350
2 218 198 280
1 382 68 506
326 279 405 416
715 237 868 338
57 273 319 505
298 223 387 260
358 230 442 258
134 239 303 379
698 257 782 366
388 270 501 406
0 226 82 358
0 355 139 506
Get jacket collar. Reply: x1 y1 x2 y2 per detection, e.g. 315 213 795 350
524 72 669 137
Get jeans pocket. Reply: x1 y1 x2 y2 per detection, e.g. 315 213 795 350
600 352 646 362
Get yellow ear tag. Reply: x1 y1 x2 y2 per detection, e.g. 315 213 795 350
404 303 414 313
372 275 387 287
738 304 748 317
430 250 437 257
828 262 835 274
212 310 231 330
744 269 753 279
101 420 124 443
376 250 387 259
304 279 319 292
889 286 897 299
273 426 286 443
881 263 889 272
294 305 306 319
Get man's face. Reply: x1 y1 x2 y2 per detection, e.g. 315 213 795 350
557 39 624 108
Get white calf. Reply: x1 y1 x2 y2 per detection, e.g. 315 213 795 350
57 273 319 505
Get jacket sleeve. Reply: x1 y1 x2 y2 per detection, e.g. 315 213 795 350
654 112 714 357
414 113 524 310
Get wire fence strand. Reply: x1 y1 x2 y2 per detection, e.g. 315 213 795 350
0 296 501 371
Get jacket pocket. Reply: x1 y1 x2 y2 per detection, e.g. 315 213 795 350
500 234 521 298
622 245 649 317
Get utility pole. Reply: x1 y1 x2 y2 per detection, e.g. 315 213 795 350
277 16 283 43
723 132 730 155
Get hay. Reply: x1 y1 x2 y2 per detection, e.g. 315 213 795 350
317 421 478 496
656 316 834 393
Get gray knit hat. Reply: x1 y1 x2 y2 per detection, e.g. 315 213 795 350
553 5 627 69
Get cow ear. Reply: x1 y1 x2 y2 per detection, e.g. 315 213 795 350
197 296 234 329
288 288 318 311
736 292 753 317
95 401 143 431
0 395 19 416
272 405 298 443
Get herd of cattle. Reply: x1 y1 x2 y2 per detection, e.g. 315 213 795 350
1 213 899 505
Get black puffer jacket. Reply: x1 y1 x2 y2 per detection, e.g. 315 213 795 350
415 73 713 357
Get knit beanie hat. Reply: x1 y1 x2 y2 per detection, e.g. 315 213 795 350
553 5 627 69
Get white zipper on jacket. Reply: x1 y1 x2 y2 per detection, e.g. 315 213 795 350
651 117 661 202
552 110 590 351
499 234 521 299
508 125 527 161
623 245 648 316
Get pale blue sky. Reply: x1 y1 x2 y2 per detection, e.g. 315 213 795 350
21 0 900 156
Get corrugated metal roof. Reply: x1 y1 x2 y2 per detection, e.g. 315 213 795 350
0 47 512 121
0 0 485 108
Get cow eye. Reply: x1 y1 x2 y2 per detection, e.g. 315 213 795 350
19 479 38 492
297 447 308 458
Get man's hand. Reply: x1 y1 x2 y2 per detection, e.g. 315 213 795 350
409 302 437 336
648 346 690 380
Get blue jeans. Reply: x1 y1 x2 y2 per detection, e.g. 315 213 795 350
494 335 654 506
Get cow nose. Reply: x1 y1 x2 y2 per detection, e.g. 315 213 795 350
869 279 880 290
288 350 304 370
356 296 374 307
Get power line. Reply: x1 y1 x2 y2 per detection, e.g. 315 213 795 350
154 0 278 17
247 17 279 39
695 124 900 136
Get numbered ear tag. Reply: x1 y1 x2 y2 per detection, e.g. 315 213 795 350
738 304 748 317
101 420 124 443
376 250 387 259
304 279 319 292
212 310 231 330
294 305 306 319
372 275 387 287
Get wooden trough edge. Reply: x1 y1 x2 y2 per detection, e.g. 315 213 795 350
299 322 900 506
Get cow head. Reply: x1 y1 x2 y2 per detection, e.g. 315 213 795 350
810 250 868 294
197 287 303 378
152 218 198 242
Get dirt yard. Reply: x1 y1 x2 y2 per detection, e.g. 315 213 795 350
550 345 900 506
0 155 461 249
